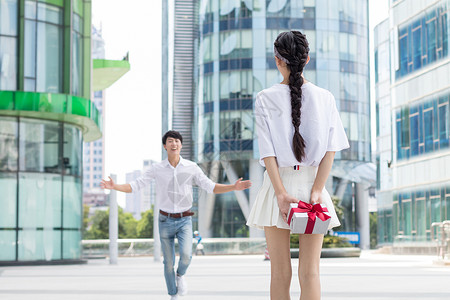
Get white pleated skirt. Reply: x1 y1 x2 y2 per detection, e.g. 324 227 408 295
246 166 341 231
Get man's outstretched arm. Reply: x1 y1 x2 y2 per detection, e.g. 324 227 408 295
100 176 132 193
213 178 252 194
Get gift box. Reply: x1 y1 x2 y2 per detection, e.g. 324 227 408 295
287 202 331 234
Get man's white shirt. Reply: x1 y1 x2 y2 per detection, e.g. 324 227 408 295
129 157 216 213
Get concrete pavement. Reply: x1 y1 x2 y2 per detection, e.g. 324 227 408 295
1 251 450 300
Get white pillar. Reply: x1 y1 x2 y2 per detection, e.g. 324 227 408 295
198 161 219 238
109 174 118 264
336 178 348 202
249 159 265 238
325 176 333 195
356 183 370 250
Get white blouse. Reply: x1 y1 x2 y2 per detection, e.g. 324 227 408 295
255 82 350 167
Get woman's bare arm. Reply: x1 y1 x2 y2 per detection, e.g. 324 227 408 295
310 151 335 204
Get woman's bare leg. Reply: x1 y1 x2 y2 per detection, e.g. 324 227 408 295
265 226 292 300
298 234 324 300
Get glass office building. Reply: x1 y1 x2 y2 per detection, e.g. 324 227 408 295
0 0 98 264
196 0 372 241
375 0 450 250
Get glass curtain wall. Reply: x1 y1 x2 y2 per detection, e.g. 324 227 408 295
72 5 83 96
197 0 370 237
0 0 90 262
377 185 450 244
0 117 83 262
0 0 18 90
24 0 64 93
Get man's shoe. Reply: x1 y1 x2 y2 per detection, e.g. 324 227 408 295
176 275 188 296
170 295 178 300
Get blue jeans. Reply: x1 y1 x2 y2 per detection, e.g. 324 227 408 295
159 214 193 296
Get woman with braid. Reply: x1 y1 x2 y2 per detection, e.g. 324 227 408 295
247 31 349 299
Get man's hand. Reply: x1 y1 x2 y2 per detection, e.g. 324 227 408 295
234 178 252 191
100 176 115 190
276 193 299 223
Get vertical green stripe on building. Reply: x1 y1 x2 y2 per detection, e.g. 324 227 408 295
39 0 64 7
73 0 83 16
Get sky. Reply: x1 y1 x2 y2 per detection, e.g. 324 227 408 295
92 0 163 206
91 0 389 207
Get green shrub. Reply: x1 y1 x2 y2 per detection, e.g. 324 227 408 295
290 234 352 248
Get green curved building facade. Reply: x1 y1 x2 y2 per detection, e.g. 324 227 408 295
0 0 98 264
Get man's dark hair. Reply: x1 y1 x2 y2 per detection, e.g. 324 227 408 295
162 130 183 145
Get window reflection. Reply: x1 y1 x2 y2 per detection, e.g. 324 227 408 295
0 231 16 261
63 125 82 176
0 117 18 171
219 110 253 140
203 113 214 142
0 0 18 90
63 176 82 228
0 173 17 227
0 0 18 35
19 119 60 173
18 172 62 228
396 4 448 79
18 229 61 261
72 13 83 96
24 2 63 93
395 92 450 160
219 70 253 100
63 230 81 259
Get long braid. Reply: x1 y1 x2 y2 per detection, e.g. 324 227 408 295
274 31 310 162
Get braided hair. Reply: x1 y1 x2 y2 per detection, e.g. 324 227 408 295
274 31 310 162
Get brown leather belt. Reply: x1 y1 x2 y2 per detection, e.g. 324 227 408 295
159 209 194 218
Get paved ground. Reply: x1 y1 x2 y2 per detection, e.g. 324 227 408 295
1 251 450 300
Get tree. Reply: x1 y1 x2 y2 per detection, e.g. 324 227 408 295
82 204 90 238
136 209 153 238
84 209 109 239
330 195 344 231
370 212 377 249
119 207 138 238
83 207 152 239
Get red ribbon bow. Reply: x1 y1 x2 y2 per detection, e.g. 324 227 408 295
287 202 331 234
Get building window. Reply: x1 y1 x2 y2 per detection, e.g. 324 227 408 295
219 110 253 140
0 117 18 171
396 92 450 160
0 172 17 230
63 124 82 176
219 30 252 60
396 4 448 79
72 13 83 96
219 70 253 100
202 74 213 103
24 1 63 93
0 0 18 90
19 119 61 173
94 90 103 98
202 113 214 142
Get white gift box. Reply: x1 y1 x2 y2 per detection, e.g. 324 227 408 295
288 203 331 234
